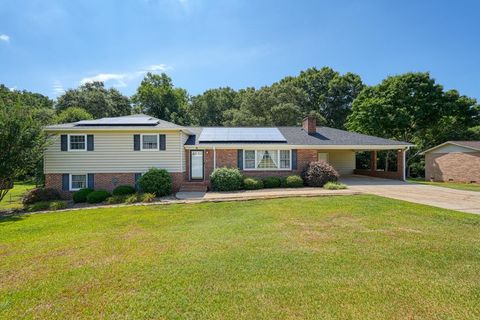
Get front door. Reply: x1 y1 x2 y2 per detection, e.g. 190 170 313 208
190 150 204 180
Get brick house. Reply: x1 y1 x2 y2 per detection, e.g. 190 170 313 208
43 114 412 198
423 141 480 183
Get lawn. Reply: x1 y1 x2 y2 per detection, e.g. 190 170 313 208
408 178 480 192
0 181 35 212
1 195 480 319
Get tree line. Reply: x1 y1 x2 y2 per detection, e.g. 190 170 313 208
0 66 479 199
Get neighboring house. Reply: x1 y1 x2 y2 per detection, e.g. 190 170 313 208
422 141 480 183
43 114 412 197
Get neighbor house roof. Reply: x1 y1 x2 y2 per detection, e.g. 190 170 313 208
422 141 480 154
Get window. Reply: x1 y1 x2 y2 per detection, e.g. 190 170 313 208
70 174 87 191
69 135 86 151
243 150 291 170
141 134 158 150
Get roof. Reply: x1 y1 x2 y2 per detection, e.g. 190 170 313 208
185 126 413 147
44 114 188 131
422 141 480 154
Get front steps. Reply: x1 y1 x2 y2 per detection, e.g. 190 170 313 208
179 181 208 193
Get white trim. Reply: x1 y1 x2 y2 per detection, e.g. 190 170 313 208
140 134 159 151
421 141 480 154
185 144 413 150
243 149 292 171
69 173 88 191
67 134 87 151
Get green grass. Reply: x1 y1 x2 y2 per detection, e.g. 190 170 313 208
1 195 480 319
408 178 480 192
0 181 35 211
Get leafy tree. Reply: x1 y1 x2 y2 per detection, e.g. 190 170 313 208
56 82 131 118
55 107 94 124
190 87 238 126
132 73 190 124
0 102 45 201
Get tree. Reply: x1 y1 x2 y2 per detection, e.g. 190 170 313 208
56 82 131 118
54 107 94 124
0 102 45 201
132 73 190 124
190 87 238 126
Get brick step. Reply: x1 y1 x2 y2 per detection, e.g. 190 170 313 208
179 182 208 192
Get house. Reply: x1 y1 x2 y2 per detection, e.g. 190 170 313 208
422 141 480 183
43 114 413 197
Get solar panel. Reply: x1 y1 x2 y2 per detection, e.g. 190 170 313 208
198 128 287 142
76 116 159 126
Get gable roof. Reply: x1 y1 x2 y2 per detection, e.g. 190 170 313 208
422 141 480 154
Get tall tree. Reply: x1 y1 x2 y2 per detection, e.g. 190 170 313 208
54 107 94 124
132 73 190 124
56 82 131 118
190 87 238 126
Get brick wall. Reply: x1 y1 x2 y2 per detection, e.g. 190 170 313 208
353 149 405 180
425 152 480 183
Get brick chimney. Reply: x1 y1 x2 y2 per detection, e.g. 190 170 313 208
302 115 316 135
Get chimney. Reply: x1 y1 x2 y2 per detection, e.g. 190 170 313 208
302 115 316 135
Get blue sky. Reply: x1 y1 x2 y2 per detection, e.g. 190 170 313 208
1 0 479 100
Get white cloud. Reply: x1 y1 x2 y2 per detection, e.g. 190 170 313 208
53 80 65 96
0 34 10 42
144 64 171 72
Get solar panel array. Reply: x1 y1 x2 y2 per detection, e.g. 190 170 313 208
198 128 287 142
76 116 159 126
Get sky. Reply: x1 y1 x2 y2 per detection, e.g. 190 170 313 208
1 0 479 100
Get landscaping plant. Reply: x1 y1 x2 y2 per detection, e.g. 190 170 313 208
243 178 264 190
210 167 244 191
284 175 304 188
262 176 282 188
22 188 61 205
72 188 94 203
302 161 339 187
138 168 172 196
86 190 111 204
323 181 347 190
112 185 136 196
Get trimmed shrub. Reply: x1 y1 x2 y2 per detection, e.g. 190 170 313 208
73 188 94 203
138 168 172 196
26 200 67 212
324 182 347 190
106 195 127 204
112 185 136 196
86 190 111 204
140 193 156 203
262 176 282 188
23 188 60 205
284 175 304 188
302 161 339 187
243 178 264 190
210 167 244 191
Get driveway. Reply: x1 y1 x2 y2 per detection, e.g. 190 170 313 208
341 175 480 214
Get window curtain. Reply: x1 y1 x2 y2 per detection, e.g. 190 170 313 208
256 150 265 167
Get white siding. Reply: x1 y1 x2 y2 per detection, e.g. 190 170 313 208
44 131 185 173
328 150 355 175
181 132 189 171
429 144 476 154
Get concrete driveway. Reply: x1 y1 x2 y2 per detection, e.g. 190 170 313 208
340 175 480 214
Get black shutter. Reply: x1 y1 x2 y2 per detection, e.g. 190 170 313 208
61 135 68 151
87 135 94 151
87 173 94 189
159 134 166 150
133 134 140 151
292 149 298 170
62 174 69 191
237 149 243 170
135 173 142 190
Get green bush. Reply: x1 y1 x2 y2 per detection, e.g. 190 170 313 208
284 175 304 188
106 195 127 204
302 161 339 187
262 176 282 188
243 178 264 190
112 185 136 196
125 194 140 204
210 167 244 191
140 193 156 203
26 200 67 212
49 201 67 210
323 182 347 190
23 188 61 205
138 168 172 196
72 188 94 203
86 190 111 204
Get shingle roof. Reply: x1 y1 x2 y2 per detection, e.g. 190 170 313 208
185 126 412 146
422 141 480 154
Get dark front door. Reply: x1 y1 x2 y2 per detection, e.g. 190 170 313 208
190 150 204 180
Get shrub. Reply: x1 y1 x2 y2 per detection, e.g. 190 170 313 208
112 185 136 196
210 167 244 191
243 178 264 190
23 188 61 205
262 176 281 188
26 200 67 212
125 194 140 204
86 190 111 204
106 195 127 204
323 182 347 190
139 193 156 203
49 200 67 210
302 161 339 187
73 188 94 203
284 175 304 188
138 168 172 196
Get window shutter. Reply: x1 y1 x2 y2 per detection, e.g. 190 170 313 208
237 149 243 170
133 134 140 151
292 149 298 170
135 173 142 190
159 134 166 150
61 135 68 151
87 135 94 151
62 174 69 191
87 173 95 189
